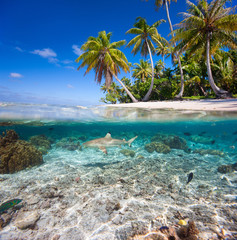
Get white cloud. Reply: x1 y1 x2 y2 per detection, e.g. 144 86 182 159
10 73 23 78
65 66 76 70
48 57 59 64
15 46 24 52
31 48 57 58
61 59 73 64
72 45 83 56
31 48 59 65
67 84 74 88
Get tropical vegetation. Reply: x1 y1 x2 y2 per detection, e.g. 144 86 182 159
75 0 237 104
173 0 237 98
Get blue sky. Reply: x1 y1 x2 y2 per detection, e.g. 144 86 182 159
0 0 186 106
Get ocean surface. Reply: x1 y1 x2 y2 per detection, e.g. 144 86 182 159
0 103 237 239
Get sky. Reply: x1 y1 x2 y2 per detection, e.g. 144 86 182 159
0 0 186 106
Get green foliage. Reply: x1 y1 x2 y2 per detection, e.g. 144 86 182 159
126 17 165 57
173 0 237 97
101 75 177 103
76 2 237 102
75 30 129 88
132 59 152 81
100 78 133 104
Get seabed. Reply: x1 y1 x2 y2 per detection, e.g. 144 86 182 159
0 103 237 240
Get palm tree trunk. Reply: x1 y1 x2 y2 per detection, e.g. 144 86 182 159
165 0 184 99
162 55 165 73
113 74 138 103
206 32 229 98
175 57 184 98
143 39 154 101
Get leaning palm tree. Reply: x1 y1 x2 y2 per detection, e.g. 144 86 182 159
132 59 152 82
126 17 165 101
75 31 138 103
173 0 237 98
153 0 185 99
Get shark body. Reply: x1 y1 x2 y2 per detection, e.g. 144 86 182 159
83 133 137 154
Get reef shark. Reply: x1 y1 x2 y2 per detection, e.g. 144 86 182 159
83 133 138 154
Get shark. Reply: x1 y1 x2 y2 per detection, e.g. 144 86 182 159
82 133 138 154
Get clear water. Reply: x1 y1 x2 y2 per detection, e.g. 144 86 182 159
0 103 237 239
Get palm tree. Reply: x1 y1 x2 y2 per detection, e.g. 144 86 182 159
126 17 165 101
154 59 164 77
212 50 235 91
128 62 133 81
132 59 152 82
153 0 185 99
75 31 138 103
182 57 207 96
173 0 237 98
155 38 171 71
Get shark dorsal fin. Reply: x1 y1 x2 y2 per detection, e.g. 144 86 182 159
104 133 112 139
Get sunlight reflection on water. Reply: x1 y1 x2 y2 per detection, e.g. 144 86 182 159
0 102 237 122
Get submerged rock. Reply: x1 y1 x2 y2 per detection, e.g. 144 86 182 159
193 148 225 157
151 133 187 150
145 142 171 154
120 149 135 157
15 210 40 229
55 137 81 151
218 162 237 173
190 135 215 144
29 134 52 154
0 130 43 174
0 213 12 230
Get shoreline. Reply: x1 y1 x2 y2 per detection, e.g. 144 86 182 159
105 99 237 112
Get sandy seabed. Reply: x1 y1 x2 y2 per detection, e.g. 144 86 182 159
0 101 237 240
0 134 237 240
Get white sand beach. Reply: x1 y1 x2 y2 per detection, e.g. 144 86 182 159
107 99 237 111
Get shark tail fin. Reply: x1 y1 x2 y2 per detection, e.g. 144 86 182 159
127 136 138 147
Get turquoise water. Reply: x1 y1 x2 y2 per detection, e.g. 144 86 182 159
0 103 237 239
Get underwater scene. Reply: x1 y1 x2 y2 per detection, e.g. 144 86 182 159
0 104 237 240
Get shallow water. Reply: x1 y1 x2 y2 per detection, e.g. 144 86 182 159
0 103 237 239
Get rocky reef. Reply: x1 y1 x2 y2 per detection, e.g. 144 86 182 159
190 135 215 144
120 149 136 157
0 130 43 174
29 134 52 155
193 148 225 157
55 137 81 151
131 220 199 240
145 142 171 154
218 162 237 173
151 133 188 151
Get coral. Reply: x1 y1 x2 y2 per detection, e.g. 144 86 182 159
29 134 52 154
177 221 199 240
190 135 215 144
232 162 237 171
193 148 224 157
145 142 157 153
130 221 199 240
145 142 171 154
154 142 171 154
55 137 81 151
217 162 237 173
217 164 234 173
0 129 19 145
151 134 187 150
0 130 43 174
120 149 136 157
